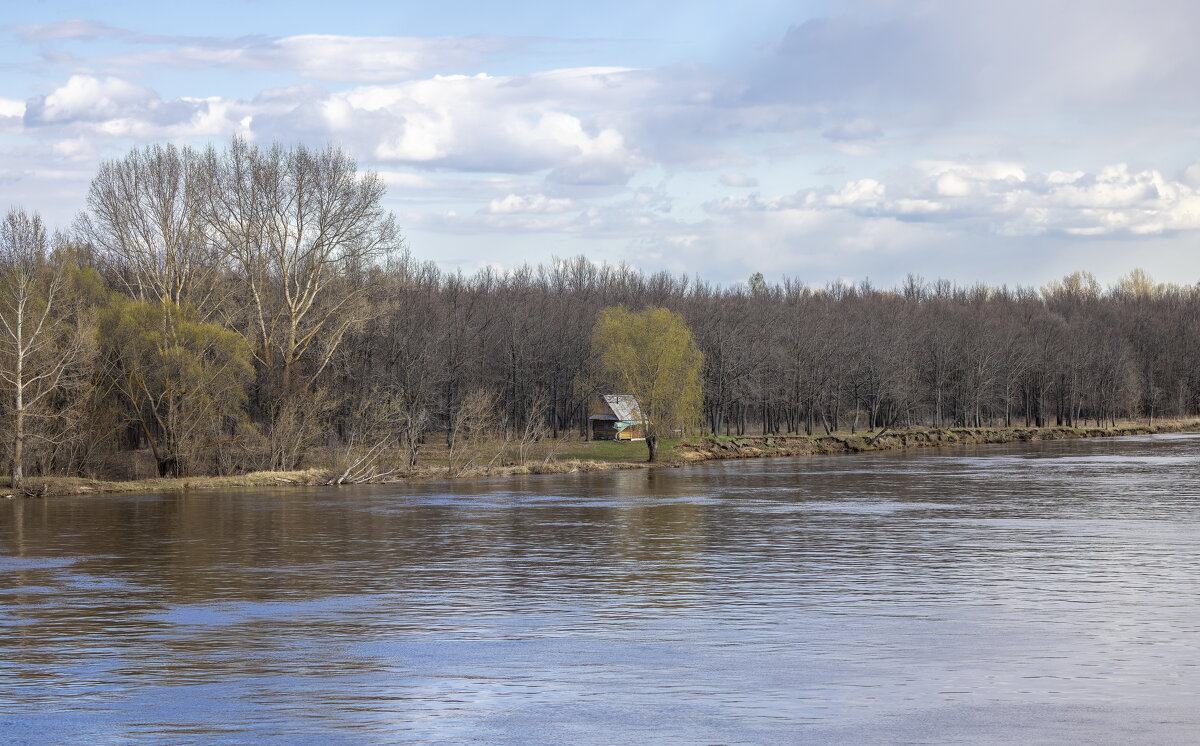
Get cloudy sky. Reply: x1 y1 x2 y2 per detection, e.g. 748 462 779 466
3 0 1200 286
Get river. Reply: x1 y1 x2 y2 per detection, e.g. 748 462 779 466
2 434 1200 744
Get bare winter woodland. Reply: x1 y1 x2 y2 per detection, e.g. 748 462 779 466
0 138 1196 485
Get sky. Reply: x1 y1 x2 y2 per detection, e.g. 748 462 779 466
3 0 1200 288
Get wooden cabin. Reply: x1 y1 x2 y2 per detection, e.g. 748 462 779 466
589 394 647 441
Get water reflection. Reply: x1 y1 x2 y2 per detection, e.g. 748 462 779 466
3 435 1200 744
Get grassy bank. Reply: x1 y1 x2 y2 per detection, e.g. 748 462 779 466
6 420 1198 498
1 459 656 498
3 469 330 498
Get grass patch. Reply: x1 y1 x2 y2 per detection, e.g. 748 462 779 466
552 438 680 462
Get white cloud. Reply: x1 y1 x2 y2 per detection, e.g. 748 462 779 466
16 69 647 183
17 75 257 145
487 193 576 214
936 173 972 198
917 160 1027 183
51 137 94 159
0 98 27 118
376 171 434 189
825 178 885 208
360 71 645 180
410 186 674 239
27 75 157 124
719 171 759 187
10 18 127 41
112 34 527 82
702 159 1200 240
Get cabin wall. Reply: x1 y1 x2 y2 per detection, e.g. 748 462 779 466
618 424 645 441
591 420 619 440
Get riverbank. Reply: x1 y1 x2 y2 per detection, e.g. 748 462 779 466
7 420 1199 497
675 421 1200 461
2 459 654 498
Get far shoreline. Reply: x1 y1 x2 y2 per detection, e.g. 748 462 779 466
7 420 1198 499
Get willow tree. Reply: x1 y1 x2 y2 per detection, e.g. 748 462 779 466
99 299 252 477
592 305 703 462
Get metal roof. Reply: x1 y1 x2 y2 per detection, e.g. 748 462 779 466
602 394 644 422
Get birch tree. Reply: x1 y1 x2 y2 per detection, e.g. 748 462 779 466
0 209 93 488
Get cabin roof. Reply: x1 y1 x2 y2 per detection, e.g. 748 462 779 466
593 394 644 422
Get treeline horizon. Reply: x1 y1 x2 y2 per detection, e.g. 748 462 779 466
1 137 1198 484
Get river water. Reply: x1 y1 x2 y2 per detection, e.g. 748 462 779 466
2 434 1200 744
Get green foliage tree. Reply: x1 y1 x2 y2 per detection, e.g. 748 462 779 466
592 305 703 462
98 299 253 477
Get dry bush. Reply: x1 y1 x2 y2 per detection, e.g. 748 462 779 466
447 388 498 477
398 395 430 471
325 390 406 485
515 390 552 466
269 391 331 471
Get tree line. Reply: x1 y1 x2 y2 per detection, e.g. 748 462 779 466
2 137 1198 485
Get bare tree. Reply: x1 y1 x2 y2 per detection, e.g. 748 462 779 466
80 143 220 315
0 210 94 489
202 138 401 394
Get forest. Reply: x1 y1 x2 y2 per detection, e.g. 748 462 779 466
2 137 1199 486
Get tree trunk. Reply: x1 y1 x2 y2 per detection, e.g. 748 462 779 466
12 409 23 490
646 434 658 463
12 307 23 490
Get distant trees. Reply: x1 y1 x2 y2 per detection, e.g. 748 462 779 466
592 305 703 462
8 136 1200 485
